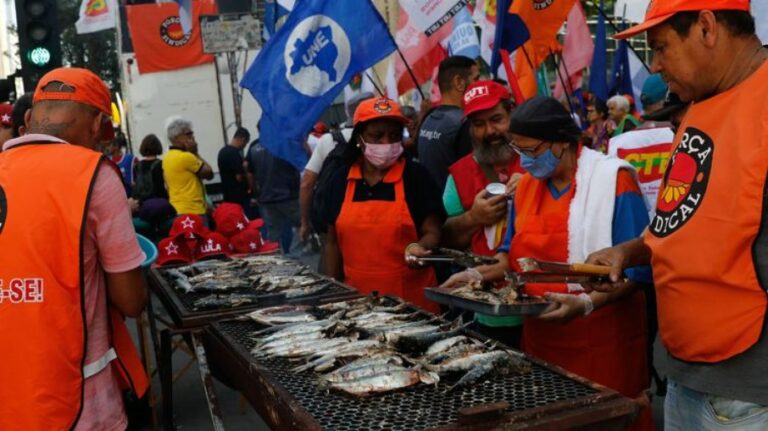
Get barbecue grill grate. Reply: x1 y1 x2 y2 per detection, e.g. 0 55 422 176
217 319 598 431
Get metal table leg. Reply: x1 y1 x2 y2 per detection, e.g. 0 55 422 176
191 332 226 431
160 329 175 431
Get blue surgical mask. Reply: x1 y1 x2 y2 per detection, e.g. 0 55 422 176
520 149 560 179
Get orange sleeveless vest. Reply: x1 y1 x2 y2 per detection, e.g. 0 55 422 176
0 142 148 430
646 61 768 363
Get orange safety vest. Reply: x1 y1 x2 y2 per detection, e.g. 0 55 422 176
335 159 439 313
0 142 149 431
509 174 653 431
646 62 768 363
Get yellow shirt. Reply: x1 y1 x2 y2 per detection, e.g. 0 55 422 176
163 148 206 215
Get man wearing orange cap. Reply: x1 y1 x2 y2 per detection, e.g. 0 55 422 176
0 68 149 430
585 2 768 428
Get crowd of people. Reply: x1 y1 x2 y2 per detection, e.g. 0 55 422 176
1 1 766 430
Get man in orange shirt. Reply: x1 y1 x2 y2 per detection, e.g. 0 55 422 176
587 1 768 429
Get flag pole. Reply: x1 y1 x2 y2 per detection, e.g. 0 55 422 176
499 49 525 105
394 46 426 99
549 49 576 114
587 1 651 73
364 71 385 97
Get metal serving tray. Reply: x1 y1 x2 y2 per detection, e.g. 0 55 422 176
425 287 552 316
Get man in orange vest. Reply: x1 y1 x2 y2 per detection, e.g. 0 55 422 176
0 68 149 430
586 2 768 429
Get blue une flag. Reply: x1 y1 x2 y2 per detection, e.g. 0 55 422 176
241 0 396 169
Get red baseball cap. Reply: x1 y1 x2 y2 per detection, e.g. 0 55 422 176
170 214 209 240
230 228 264 254
614 0 749 39
353 98 408 126
33 67 115 140
463 80 511 117
213 203 249 238
0 103 12 127
156 234 195 266
248 219 265 231
196 232 230 260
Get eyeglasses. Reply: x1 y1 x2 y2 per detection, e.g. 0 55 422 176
508 140 548 157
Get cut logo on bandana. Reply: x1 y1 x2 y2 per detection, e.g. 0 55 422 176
650 127 713 237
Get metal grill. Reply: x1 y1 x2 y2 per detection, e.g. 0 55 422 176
148 261 357 328
214 318 600 431
163 264 337 311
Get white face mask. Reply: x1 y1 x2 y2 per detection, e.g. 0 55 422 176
361 140 404 169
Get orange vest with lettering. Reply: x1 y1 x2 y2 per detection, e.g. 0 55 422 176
646 62 768 363
0 142 148 430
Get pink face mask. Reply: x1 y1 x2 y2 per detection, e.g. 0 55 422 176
362 140 404 169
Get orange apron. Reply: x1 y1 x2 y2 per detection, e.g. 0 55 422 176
336 159 439 313
510 175 653 430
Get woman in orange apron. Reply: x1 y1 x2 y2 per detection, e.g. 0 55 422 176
442 97 654 430
321 98 444 313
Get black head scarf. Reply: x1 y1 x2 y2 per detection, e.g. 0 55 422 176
508 96 583 144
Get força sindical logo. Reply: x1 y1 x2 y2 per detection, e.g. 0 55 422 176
650 127 713 237
160 16 191 47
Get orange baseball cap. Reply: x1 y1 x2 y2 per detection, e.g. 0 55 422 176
33 67 115 139
614 0 750 39
353 97 408 127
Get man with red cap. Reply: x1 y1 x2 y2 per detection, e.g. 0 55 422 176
0 68 149 430
586 2 768 428
440 80 525 346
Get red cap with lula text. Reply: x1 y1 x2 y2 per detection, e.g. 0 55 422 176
463 80 511 117
196 232 230 260
614 0 749 39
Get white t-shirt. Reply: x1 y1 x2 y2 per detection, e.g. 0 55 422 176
304 128 353 174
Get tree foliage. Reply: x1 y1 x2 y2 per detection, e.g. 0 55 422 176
57 0 120 91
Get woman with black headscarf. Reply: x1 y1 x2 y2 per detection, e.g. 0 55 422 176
442 97 654 430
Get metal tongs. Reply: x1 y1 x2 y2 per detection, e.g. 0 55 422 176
415 248 499 268
506 257 617 299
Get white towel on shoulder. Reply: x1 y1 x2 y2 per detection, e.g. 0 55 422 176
568 147 634 264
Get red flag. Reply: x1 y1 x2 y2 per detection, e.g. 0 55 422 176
553 2 594 99
394 7 452 94
126 0 217 74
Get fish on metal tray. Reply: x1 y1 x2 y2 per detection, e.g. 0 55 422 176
446 350 532 392
191 293 261 310
246 305 317 326
395 320 472 353
260 337 357 358
281 282 331 299
327 369 439 397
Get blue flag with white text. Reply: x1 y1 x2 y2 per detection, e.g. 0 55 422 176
241 0 396 169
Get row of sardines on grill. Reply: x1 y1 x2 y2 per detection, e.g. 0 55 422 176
160 256 335 310
244 297 531 397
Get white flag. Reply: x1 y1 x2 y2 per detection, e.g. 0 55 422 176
75 0 117 35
